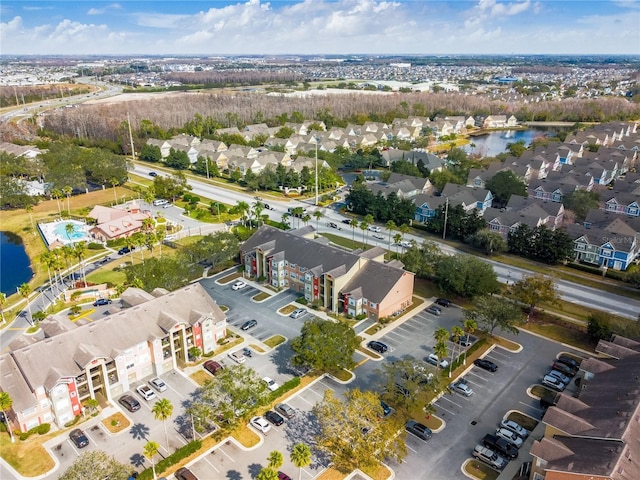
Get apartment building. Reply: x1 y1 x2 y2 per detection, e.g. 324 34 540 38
0 283 226 433
241 225 414 320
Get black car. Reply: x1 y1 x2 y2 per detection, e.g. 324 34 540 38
175 467 198 480
451 334 473 347
482 433 519 459
557 355 581 371
405 420 432 441
118 246 132 255
435 298 451 307
264 410 285 426
474 358 498 372
342 219 352 224
119 394 141 412
149 171 157 177
552 362 576 377
69 428 89 448
380 401 391 417
367 341 388 354
93 298 112 307
241 319 258 331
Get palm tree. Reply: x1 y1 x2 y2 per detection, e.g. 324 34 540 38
252 202 265 227
62 185 72 216
18 283 32 324
433 341 449 375
51 188 63 216
462 318 477 365
110 178 120 204
40 251 55 286
398 223 410 244
450 325 465 376
152 398 173 450
73 241 88 287
301 214 311 228
281 212 291 229
237 200 250 227
65 222 75 243
143 441 160 480
267 450 283 469
359 220 368 247
313 210 323 231
290 443 311 480
156 229 166 257
25 204 35 232
349 219 357 242
145 233 157 257
61 244 74 270
0 391 14 443
0 293 6 324
131 232 146 262
385 220 396 251
393 233 402 254
434 327 449 346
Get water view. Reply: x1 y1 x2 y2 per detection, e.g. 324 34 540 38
0 231 33 296
463 129 550 157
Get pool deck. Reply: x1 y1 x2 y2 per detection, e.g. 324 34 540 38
38 219 90 247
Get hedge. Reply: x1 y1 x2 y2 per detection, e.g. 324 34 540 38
138 440 202 480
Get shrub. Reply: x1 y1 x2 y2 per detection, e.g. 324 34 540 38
587 313 612 344
37 423 50 435
87 242 104 250
296 297 308 305
355 313 367 320
138 440 202 480
0 422 6 432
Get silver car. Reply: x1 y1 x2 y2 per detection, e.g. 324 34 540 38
149 377 167 392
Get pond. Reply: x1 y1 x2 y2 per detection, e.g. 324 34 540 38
0 231 33 296
463 129 551 157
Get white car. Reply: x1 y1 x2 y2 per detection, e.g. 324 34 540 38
450 379 473 397
499 419 529 438
149 377 167 392
547 369 571 385
250 416 272 433
368 225 381 232
372 233 384 240
136 384 156 401
228 351 246 364
263 377 280 392
231 281 247 291
542 374 566 391
426 353 449 369
495 427 524 448
398 240 412 248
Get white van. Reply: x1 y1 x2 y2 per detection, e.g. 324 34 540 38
152 199 168 206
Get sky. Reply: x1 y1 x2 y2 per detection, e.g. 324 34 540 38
1 0 639 56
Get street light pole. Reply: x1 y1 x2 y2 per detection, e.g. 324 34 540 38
315 139 319 206
191 412 196 441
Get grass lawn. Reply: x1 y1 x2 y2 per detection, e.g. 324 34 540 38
328 369 353 382
230 424 260 448
320 232 373 251
530 385 554 399
189 370 211 386
85 268 127 286
263 335 286 348
506 411 539 431
0 431 56 477
252 292 270 301
101 412 131 433
219 272 242 284
464 459 500 480
360 463 393 480
519 312 595 352
278 304 298 315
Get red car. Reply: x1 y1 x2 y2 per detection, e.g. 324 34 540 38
203 360 223 375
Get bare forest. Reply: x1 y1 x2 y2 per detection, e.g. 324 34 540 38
163 70 304 85
25 90 640 145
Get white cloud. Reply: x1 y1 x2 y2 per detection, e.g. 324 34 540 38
88 4 121 16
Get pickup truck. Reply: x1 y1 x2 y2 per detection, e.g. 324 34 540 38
482 433 519 460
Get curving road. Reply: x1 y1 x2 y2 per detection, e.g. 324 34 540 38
132 163 640 320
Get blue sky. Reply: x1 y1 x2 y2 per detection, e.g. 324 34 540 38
1 1 638 55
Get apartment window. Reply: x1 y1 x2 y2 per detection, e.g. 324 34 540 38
291 273 297 280
601 249 613 257
576 243 585 251
284 261 288 266
629 207 638 215
606 203 616 211
300 267 307 273
70 391 76 398
290 263 296 269
369 302 377 309
126 362 135 369
363 299 368 306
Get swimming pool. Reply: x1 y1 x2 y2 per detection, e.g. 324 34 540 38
38 220 89 246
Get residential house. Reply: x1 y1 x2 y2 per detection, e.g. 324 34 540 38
241 226 414 319
529 334 640 480
441 183 494 216
0 142 46 159
198 139 228 152
87 205 151 243
0 283 226 433
171 143 199 165
170 134 200 148
484 207 544 239
506 195 565 230
482 115 517 129
145 138 172 158
379 149 444 172
413 194 449 223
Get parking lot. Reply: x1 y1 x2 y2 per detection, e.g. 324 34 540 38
40 272 588 480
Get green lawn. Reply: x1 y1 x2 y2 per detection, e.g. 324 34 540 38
86 268 127 286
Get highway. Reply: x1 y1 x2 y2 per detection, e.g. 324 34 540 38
131 163 640 320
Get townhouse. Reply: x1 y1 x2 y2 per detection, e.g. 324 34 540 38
241 225 414 320
87 204 152 243
0 283 226 433
529 334 640 480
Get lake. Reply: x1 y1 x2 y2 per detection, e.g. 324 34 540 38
463 129 551 157
0 231 33 296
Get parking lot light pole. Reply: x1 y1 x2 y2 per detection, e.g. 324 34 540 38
191 412 196 441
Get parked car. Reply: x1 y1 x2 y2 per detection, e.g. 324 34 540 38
551 362 576 377
542 374 566 392
275 403 296 419
451 334 473 347
426 353 449 369
118 246 133 255
380 401 391 417
203 360 223 376
499 419 529 438
264 410 285 426
405 420 432 441
435 298 451 307
547 369 571 385
174 467 198 480
149 377 167 392
263 377 280 392
557 355 581 370
495 427 524 448
93 298 112 307
136 384 156 401
372 233 384 240
69 428 89 448
241 319 258 331
231 280 247 291
367 340 388 354
450 379 474 396
277 472 293 480
228 351 246 364
474 358 498 372
250 416 272 433
119 394 141 412
289 308 307 319
425 307 441 316
473 444 508 470
482 433 519 459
